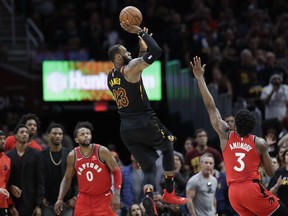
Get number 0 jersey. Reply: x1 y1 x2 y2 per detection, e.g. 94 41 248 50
74 144 112 195
107 66 153 116
223 131 260 185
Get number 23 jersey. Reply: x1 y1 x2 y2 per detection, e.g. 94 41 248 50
74 144 112 195
223 131 260 185
107 66 153 115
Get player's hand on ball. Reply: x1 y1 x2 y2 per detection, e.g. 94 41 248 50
120 20 141 34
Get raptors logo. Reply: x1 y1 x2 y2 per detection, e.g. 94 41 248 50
268 196 275 205
2 165 7 171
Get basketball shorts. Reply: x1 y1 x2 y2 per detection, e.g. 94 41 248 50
74 191 116 216
229 180 280 216
120 115 175 171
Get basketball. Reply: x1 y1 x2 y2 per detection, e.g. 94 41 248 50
119 6 142 26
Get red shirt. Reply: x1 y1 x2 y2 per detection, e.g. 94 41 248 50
5 135 42 152
0 153 11 208
75 144 112 196
184 146 223 176
223 131 260 185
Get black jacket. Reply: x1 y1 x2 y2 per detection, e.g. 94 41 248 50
41 147 78 203
6 147 45 216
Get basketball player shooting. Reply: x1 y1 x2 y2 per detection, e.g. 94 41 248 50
107 14 187 216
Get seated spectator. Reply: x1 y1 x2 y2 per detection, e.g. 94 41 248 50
261 156 280 187
185 128 224 177
277 145 287 168
262 118 282 157
120 155 144 216
208 66 233 97
128 203 144 216
183 136 195 157
268 149 288 208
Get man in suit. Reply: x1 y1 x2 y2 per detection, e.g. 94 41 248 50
6 125 44 216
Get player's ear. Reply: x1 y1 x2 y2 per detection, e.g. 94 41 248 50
115 53 122 60
74 138 79 144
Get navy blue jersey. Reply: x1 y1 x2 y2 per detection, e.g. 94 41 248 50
107 66 153 116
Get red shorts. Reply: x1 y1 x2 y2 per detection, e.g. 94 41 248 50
229 180 280 216
74 191 116 216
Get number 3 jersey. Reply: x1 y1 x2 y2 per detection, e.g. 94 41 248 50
74 144 112 195
223 131 260 185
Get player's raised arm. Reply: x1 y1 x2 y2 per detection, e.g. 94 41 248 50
120 21 162 75
190 56 229 140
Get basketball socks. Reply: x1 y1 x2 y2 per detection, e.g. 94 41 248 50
164 174 174 193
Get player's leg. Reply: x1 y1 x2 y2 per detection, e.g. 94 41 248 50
155 141 186 205
239 180 281 216
124 142 159 216
74 193 92 216
228 183 255 216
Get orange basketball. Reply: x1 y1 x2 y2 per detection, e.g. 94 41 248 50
119 6 142 26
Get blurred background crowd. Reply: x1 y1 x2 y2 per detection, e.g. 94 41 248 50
1 0 288 215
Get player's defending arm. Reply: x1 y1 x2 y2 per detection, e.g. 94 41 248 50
190 56 229 141
99 146 122 211
256 137 274 177
120 21 162 73
54 150 75 215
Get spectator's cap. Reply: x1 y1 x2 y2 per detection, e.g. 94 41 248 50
0 130 4 136
269 73 283 83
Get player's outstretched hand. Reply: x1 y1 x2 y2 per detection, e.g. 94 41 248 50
190 56 206 79
120 20 142 34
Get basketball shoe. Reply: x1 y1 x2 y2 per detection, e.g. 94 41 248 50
143 195 158 216
162 189 187 205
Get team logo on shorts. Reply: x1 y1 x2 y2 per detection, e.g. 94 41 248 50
268 197 275 205
2 165 7 171
168 135 175 142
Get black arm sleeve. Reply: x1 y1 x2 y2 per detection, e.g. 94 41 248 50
138 31 162 64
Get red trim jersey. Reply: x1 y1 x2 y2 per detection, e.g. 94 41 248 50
5 135 42 152
223 131 260 185
74 144 112 195
0 153 11 208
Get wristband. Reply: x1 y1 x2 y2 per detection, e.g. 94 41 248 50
57 197 63 201
112 167 122 190
138 30 146 38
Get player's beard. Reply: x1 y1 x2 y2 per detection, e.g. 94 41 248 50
82 143 90 147
123 56 131 65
